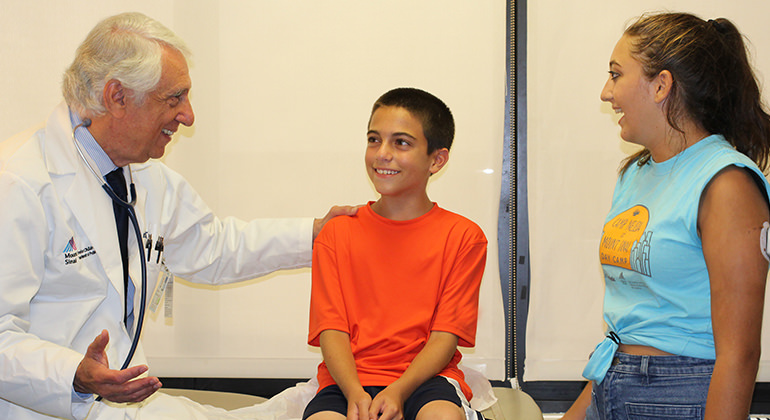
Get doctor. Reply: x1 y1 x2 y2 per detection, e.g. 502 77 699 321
0 12 355 420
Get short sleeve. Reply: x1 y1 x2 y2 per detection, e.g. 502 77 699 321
308 222 350 346
432 223 487 347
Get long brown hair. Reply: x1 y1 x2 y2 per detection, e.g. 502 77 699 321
619 13 770 174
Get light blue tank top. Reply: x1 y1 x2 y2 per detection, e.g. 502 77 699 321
583 135 770 383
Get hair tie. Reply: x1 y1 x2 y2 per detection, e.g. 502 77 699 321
708 18 726 33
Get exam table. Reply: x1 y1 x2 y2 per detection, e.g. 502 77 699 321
160 385 543 420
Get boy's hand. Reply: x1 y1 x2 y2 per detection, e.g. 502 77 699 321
346 389 373 420
369 387 405 420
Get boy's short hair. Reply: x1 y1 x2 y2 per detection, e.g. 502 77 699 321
371 88 455 154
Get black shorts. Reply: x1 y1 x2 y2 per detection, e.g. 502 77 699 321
302 376 480 420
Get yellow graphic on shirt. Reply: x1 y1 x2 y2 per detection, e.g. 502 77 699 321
600 205 652 276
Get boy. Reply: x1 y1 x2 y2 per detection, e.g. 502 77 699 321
305 88 487 420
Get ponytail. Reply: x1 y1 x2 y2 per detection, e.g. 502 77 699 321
619 13 770 174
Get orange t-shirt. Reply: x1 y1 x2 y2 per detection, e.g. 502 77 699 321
308 203 487 400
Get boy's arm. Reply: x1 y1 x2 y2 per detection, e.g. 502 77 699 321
369 331 459 420
319 329 372 420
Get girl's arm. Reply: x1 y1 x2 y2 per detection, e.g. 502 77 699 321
700 166 769 420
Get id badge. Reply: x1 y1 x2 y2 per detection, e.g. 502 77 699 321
149 260 173 313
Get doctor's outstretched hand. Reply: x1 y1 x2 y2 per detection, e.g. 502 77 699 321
73 330 162 403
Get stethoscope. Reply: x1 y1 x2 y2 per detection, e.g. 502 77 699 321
71 119 148 378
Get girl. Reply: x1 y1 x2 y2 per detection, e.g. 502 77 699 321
563 13 770 420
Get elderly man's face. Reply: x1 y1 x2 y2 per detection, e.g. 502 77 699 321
114 46 194 165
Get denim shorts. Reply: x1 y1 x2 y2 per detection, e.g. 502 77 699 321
586 352 714 420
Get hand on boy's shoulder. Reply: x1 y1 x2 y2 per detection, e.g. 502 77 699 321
313 204 363 240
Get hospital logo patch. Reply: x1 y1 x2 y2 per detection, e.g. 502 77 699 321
63 237 96 265
63 237 77 253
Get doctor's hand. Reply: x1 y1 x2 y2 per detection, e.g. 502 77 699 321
73 330 162 403
313 205 362 240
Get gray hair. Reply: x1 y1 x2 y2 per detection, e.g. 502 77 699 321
62 12 191 117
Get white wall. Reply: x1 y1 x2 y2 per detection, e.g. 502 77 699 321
0 1 506 379
526 0 770 381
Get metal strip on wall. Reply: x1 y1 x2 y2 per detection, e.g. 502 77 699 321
498 0 529 387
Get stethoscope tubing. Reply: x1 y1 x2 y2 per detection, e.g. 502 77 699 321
102 183 148 371
71 120 149 395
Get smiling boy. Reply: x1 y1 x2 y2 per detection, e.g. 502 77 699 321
305 88 488 420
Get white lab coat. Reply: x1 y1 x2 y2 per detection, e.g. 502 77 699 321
0 102 314 420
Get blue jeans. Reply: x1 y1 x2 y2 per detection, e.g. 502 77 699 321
586 352 714 420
